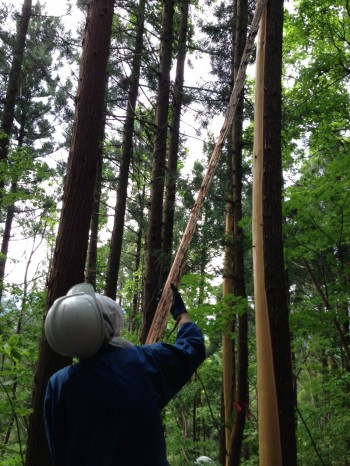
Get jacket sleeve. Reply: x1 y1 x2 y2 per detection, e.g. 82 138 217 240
141 322 206 407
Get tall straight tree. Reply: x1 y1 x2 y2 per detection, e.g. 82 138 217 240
86 127 104 289
104 0 146 300
222 3 237 459
141 0 175 343
252 11 282 465
25 1 115 464
262 0 297 463
161 0 190 283
222 171 235 464
0 0 32 209
228 0 249 464
253 2 296 465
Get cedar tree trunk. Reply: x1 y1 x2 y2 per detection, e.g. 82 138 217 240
25 2 114 464
228 0 249 464
262 0 297 464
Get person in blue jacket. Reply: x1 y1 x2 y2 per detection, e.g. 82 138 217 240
44 282 205 466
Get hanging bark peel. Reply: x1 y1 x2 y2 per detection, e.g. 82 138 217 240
146 0 269 345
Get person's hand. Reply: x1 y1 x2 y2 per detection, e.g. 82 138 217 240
170 284 187 321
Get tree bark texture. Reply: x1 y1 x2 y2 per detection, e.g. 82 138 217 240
262 1 297 464
86 137 104 289
222 199 235 462
105 0 146 300
222 6 238 459
228 0 249 464
0 0 32 208
146 0 269 345
252 10 283 466
141 0 175 343
25 2 114 465
161 0 190 283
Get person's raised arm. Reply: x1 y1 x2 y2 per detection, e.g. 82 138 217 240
170 283 189 326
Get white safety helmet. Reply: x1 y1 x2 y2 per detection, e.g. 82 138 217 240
194 457 215 465
44 283 124 359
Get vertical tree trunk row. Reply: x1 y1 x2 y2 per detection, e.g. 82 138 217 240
146 0 268 345
104 0 147 300
161 0 190 283
141 0 175 343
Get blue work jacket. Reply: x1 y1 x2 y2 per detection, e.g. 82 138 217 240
44 322 205 466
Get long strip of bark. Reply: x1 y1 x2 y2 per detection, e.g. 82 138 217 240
146 0 268 344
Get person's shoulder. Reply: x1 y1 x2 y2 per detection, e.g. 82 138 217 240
49 363 77 385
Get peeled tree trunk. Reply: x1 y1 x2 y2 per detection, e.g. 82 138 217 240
25 2 115 465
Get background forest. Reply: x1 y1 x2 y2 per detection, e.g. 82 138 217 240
0 0 349 465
